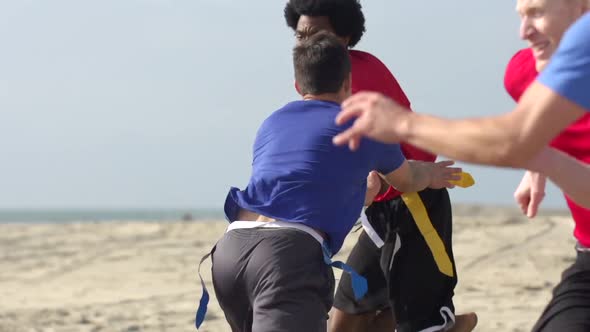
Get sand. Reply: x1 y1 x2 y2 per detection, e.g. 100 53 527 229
0 206 577 332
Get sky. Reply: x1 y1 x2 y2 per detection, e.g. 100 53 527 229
0 0 567 209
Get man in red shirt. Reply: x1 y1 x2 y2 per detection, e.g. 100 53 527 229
505 46 590 331
284 1 477 331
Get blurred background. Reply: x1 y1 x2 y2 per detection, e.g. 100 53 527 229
0 0 566 221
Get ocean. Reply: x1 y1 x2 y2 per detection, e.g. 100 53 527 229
0 208 224 223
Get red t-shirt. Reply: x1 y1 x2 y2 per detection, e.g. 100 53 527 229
349 50 436 201
505 48 590 247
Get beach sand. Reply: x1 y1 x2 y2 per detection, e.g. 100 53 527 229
0 206 577 332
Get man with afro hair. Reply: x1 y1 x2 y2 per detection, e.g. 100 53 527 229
284 1 477 332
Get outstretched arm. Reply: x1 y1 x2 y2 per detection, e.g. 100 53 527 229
334 82 584 168
381 160 461 193
335 15 590 171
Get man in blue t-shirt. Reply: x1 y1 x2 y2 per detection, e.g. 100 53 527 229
333 12 590 210
211 31 461 332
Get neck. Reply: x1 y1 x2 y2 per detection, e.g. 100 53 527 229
302 92 345 104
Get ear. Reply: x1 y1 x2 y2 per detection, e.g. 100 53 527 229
295 80 303 96
343 73 352 94
341 36 351 47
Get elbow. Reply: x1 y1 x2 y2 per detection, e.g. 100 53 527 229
489 137 541 169
492 145 527 168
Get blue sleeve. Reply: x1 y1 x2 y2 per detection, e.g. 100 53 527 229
368 140 406 175
538 13 590 111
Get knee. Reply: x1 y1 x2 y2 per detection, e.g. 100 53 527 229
329 308 372 332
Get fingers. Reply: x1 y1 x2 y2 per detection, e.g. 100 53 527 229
436 160 455 167
441 166 462 180
442 169 462 181
519 199 529 216
335 106 365 126
445 167 463 175
525 173 546 218
514 173 532 217
526 202 537 218
364 171 381 206
429 163 463 189
437 160 461 176
527 191 545 218
514 190 531 216
334 95 373 149
341 92 376 109
336 92 377 126
442 181 456 189
348 137 361 151
449 174 462 181
333 129 362 149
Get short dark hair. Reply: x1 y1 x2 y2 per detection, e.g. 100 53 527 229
293 31 351 95
284 0 366 48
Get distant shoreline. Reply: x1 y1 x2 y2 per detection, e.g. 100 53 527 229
0 208 223 223
0 204 571 224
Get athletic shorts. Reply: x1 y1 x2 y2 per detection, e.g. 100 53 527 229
211 227 335 332
532 242 590 332
334 188 458 332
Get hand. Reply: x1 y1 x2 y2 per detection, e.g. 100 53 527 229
427 160 462 189
514 171 546 218
333 92 410 151
364 171 382 206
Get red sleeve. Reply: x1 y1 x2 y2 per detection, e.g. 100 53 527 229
357 52 436 162
400 143 436 163
504 48 537 102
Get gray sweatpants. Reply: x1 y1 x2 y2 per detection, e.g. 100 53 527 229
211 227 335 332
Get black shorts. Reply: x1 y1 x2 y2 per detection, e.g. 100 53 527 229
532 244 590 332
212 227 335 332
333 229 390 314
333 188 458 332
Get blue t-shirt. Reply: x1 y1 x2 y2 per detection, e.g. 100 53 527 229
538 12 590 111
224 100 405 254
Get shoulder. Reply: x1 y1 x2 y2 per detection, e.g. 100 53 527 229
349 49 389 70
551 13 590 62
260 101 298 127
349 49 410 106
538 13 590 101
566 13 590 43
504 48 537 102
506 48 534 70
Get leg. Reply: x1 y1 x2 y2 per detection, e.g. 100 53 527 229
370 309 397 331
329 308 395 332
249 228 334 332
448 313 478 332
383 189 476 332
331 228 392 332
211 230 255 332
329 308 375 332
532 250 590 332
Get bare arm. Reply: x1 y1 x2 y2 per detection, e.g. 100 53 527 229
381 160 460 193
528 147 590 209
335 82 585 168
401 82 585 168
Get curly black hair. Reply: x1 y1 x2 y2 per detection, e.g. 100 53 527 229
284 0 366 48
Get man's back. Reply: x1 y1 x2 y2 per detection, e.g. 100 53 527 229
225 99 404 254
